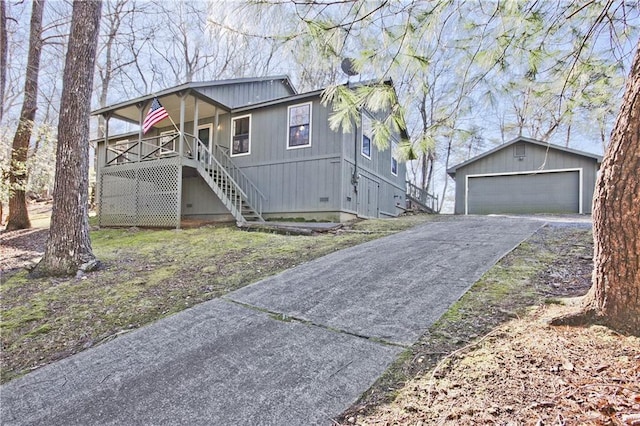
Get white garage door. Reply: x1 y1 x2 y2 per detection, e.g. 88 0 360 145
467 170 580 214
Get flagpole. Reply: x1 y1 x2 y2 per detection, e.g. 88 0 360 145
167 115 180 134
152 93 179 133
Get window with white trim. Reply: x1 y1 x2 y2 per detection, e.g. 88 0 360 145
287 102 312 149
231 115 251 156
159 130 176 155
361 114 372 159
113 139 130 163
391 142 398 176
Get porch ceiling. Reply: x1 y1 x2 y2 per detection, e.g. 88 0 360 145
94 91 229 126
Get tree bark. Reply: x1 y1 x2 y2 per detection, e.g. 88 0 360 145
5 0 45 231
32 0 102 277
552 43 640 336
0 0 8 122
584 42 640 335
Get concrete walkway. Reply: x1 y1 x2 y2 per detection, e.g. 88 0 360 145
1 216 543 426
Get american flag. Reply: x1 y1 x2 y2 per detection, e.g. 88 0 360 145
142 97 169 134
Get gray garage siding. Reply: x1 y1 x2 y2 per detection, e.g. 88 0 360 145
453 141 599 214
467 170 580 214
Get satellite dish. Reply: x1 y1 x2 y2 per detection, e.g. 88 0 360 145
341 58 358 76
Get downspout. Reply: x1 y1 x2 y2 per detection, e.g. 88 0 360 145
352 116 359 193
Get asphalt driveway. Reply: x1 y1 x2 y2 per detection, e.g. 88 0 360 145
1 216 543 425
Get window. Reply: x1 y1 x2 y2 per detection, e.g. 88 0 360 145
361 114 372 159
231 115 251 156
391 142 398 176
514 143 526 158
159 131 176 155
287 102 312 149
113 139 130 163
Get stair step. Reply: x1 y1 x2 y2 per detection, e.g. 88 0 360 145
198 162 264 224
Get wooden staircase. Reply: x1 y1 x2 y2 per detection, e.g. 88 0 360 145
406 181 438 214
193 139 265 225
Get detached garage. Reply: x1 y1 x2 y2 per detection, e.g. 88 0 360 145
448 137 602 215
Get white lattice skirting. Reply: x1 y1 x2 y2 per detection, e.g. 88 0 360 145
99 158 181 227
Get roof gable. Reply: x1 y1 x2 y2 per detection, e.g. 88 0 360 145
91 76 296 119
447 136 603 177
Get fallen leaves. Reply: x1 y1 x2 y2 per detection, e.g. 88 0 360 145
353 303 640 425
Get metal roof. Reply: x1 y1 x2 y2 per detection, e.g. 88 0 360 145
91 76 296 122
447 136 603 177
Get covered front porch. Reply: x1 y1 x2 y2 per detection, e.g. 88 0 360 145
94 89 265 229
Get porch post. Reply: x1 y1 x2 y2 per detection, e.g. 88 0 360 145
136 103 146 226
101 113 110 168
178 94 185 157
137 102 145 162
193 97 199 137
97 114 110 227
176 94 187 229
213 109 219 151
193 97 199 161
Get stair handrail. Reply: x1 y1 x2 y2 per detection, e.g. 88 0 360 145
406 180 438 211
185 133 264 218
210 142 266 199
209 140 266 216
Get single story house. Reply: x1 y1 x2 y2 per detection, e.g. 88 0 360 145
92 76 408 228
447 136 602 215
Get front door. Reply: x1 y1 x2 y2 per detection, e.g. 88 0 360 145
197 124 212 163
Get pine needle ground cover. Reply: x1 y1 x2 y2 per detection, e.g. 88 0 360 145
339 226 640 425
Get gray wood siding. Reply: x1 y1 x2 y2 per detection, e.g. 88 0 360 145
340 111 407 218
453 142 599 214
181 176 231 218
220 98 344 218
194 79 293 109
99 92 408 221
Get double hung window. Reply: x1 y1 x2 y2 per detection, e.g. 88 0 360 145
287 103 312 149
231 115 251 156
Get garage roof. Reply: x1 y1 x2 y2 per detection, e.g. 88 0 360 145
447 136 603 178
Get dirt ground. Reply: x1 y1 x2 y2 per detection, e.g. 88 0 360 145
337 225 640 425
1 228 49 272
2 213 638 424
0 202 52 272
348 302 640 425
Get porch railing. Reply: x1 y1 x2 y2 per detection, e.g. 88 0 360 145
406 180 438 212
105 133 184 165
104 131 264 222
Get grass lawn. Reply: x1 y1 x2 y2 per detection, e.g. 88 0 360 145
0 214 435 383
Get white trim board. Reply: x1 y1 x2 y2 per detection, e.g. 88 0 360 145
464 167 584 215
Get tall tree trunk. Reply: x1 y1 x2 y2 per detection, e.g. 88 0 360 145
32 0 102 277
424 149 435 194
0 0 6 223
584 42 640 335
0 0 8 122
553 43 640 336
5 0 45 231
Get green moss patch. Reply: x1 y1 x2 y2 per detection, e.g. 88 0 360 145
1 214 436 383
